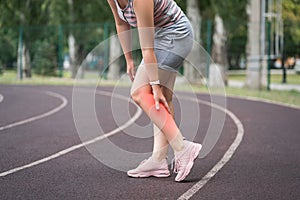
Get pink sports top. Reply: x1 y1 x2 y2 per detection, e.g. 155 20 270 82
114 0 184 28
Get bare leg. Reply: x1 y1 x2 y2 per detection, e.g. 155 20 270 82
152 124 169 161
131 66 184 153
128 65 202 182
152 86 174 161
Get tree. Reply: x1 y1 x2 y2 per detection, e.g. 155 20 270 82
195 0 247 86
0 0 59 78
107 31 122 80
184 0 203 83
1 1 36 77
210 0 248 68
245 0 263 89
0 0 114 78
0 27 18 70
283 0 300 56
209 14 228 87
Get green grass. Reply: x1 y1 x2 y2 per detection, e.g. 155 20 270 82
174 84 300 108
219 87 300 108
0 70 75 85
0 70 117 86
229 73 300 85
270 74 300 85
1 70 300 108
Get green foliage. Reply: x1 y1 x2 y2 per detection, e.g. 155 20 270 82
0 62 3 75
204 0 248 69
0 27 18 69
283 0 300 56
175 0 186 11
0 0 300 76
199 0 215 19
0 0 113 77
32 40 57 76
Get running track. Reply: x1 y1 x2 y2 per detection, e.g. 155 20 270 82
0 85 299 200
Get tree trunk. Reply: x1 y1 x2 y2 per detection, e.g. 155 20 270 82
68 33 78 78
17 43 23 80
246 0 264 89
107 32 121 80
184 0 203 83
24 46 31 78
68 0 78 79
17 43 31 79
210 15 227 87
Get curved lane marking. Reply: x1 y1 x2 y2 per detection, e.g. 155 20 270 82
178 95 244 200
0 91 68 132
0 90 142 177
0 88 243 193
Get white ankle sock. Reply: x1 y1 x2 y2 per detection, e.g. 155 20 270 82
152 125 169 162
169 132 185 153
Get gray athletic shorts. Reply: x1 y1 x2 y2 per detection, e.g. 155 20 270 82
141 16 194 73
131 16 194 94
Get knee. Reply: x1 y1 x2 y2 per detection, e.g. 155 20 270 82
131 90 143 105
131 88 155 106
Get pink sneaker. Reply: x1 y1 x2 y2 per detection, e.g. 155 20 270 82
127 157 170 178
173 141 202 182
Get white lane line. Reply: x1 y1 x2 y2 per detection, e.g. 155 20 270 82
0 91 142 177
178 96 244 200
0 91 68 132
0 94 3 103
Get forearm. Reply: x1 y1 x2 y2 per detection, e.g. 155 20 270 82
142 49 159 82
115 23 134 65
133 0 159 83
107 0 133 65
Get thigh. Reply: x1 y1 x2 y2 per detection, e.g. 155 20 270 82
158 68 176 102
130 64 151 96
130 64 177 98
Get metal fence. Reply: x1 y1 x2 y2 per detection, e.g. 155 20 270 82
0 20 299 79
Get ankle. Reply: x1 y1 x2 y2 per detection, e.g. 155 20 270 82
170 139 185 153
151 154 167 162
174 140 192 156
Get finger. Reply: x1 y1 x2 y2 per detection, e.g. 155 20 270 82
161 98 170 113
127 71 134 82
130 73 134 82
130 68 136 81
155 99 160 110
131 68 136 80
163 100 171 114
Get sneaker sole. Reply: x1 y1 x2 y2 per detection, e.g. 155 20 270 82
127 170 170 178
175 143 202 182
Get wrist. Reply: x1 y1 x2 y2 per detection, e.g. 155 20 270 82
151 84 161 93
126 59 134 66
149 80 160 86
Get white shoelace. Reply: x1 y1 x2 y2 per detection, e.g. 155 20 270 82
171 158 182 173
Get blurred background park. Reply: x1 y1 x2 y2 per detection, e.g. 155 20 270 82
0 0 299 106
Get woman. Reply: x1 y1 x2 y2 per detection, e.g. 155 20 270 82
107 0 202 182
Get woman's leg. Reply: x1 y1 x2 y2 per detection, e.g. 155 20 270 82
129 64 202 182
127 66 176 178
131 65 184 153
152 69 176 161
